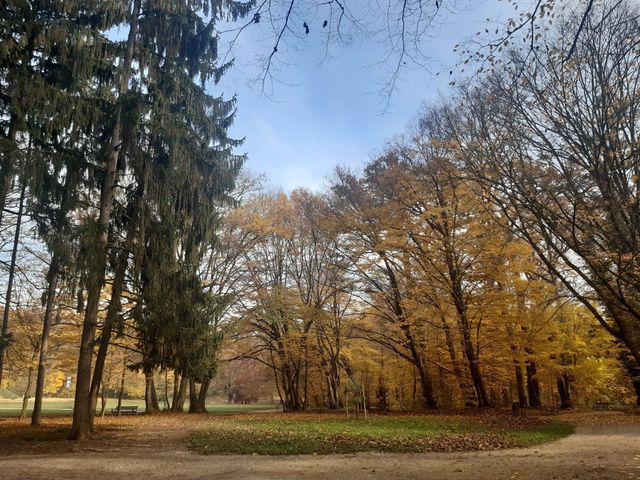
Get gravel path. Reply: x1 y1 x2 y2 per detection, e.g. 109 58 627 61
1 413 638 479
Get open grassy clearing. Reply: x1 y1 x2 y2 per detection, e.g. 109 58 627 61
189 413 575 455
0 398 277 417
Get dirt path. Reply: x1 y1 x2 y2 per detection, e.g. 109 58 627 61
1 413 638 480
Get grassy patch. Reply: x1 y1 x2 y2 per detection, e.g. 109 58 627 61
506 421 575 446
0 398 277 417
190 413 574 455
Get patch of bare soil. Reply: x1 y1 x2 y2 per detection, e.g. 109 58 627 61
0 411 638 479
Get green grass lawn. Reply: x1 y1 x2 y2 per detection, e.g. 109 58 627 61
189 414 575 455
0 398 277 417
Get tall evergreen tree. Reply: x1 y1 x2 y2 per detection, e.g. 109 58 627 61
69 0 251 439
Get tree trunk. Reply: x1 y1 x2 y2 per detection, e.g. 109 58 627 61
445 244 490 408
302 334 310 409
557 374 572 409
415 359 437 409
325 367 341 409
188 379 198 412
88 231 132 427
172 374 187 412
441 314 475 406
89 154 148 426
144 369 160 413
456 308 490 407
70 83 121 439
514 364 528 408
0 181 25 387
525 361 542 408
31 258 59 426
280 368 292 411
20 364 35 419
507 322 527 408
197 377 210 412
188 378 209 413
164 369 170 410
69 0 141 441
116 362 126 415
399 319 436 409
171 371 179 410
466 354 490 407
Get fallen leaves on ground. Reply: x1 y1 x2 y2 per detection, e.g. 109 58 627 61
1 409 638 456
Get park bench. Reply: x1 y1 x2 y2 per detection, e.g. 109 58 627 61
111 405 138 415
592 402 610 410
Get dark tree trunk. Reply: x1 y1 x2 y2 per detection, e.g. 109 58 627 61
188 379 197 411
557 374 572 409
459 323 490 407
89 327 113 422
303 339 309 409
324 363 341 409
88 232 131 427
164 369 169 410
116 363 126 415
467 356 489 407
0 181 25 387
198 378 210 411
382 254 437 410
451 279 489 407
31 259 59 426
69 266 106 440
144 369 160 413
188 378 209 413
525 361 542 408
89 154 147 426
415 359 437 409
515 364 528 407
442 315 475 407
170 371 180 410
280 366 295 411
172 374 187 412
399 320 436 409
444 242 490 408
317 309 342 410
277 346 304 411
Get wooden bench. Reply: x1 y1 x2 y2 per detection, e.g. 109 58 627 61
592 402 610 410
111 405 138 415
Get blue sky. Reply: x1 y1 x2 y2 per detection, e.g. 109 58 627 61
215 0 513 192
